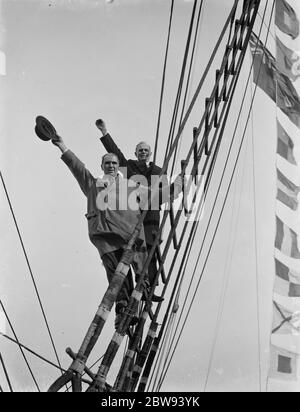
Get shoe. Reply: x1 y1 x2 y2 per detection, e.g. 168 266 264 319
142 294 164 303
116 300 127 315
142 290 164 303
115 301 139 330
151 294 164 303
130 315 139 327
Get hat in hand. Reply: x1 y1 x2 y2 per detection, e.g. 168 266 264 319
35 116 57 141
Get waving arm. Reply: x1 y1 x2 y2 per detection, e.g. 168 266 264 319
52 135 94 197
96 119 128 167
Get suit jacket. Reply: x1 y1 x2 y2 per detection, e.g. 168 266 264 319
101 134 167 245
61 149 146 257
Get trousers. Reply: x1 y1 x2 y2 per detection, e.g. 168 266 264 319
101 249 134 311
147 244 159 287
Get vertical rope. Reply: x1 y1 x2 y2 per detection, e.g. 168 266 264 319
0 299 40 391
0 352 13 392
153 0 174 163
170 0 205 176
203 132 249 392
0 171 63 373
163 0 198 163
250 69 263 393
156 2 274 387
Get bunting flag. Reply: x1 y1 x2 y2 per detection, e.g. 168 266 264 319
275 0 300 40
276 36 300 82
269 345 299 381
275 259 300 297
272 300 300 334
249 33 300 129
277 121 297 165
276 70 300 129
275 216 300 258
249 34 276 101
253 0 300 390
277 168 300 211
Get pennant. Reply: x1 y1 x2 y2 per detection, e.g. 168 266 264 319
277 168 300 210
249 34 276 102
275 0 300 40
277 120 297 165
250 33 300 129
277 70 300 129
269 345 298 381
275 259 300 297
276 36 300 82
272 300 300 334
275 216 300 258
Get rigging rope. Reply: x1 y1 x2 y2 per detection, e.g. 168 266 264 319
145 5 206 379
0 352 13 392
47 0 257 393
147 183 207 392
151 311 175 390
156 2 275 389
148 11 258 391
1 332 65 374
163 0 198 164
203 3 270 392
0 298 40 391
0 171 63 374
155 92 238 391
203 115 250 392
250 72 263 393
156 3 271 387
143 2 260 391
170 0 205 176
145 0 242 345
111 3 242 392
153 0 174 164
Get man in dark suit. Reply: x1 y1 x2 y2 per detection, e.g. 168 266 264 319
96 119 166 302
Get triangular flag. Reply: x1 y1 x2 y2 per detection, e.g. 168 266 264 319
277 71 300 129
250 33 300 129
249 34 276 101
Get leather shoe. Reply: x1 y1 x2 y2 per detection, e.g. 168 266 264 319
142 290 164 303
115 302 139 330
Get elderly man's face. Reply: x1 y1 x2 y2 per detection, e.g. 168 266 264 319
101 154 119 178
135 142 152 163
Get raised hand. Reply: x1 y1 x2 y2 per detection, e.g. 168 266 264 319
51 134 63 147
51 135 68 153
95 119 107 136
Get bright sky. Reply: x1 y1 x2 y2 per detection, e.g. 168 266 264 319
0 0 294 392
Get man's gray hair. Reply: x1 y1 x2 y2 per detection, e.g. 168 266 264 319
101 153 120 165
135 141 152 152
